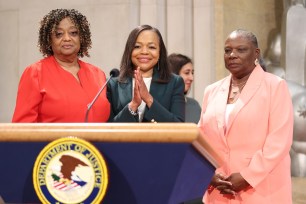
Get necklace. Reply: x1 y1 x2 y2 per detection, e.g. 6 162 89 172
231 81 247 86
228 73 251 103
228 81 247 104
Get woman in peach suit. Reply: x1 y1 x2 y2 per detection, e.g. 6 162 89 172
198 29 293 203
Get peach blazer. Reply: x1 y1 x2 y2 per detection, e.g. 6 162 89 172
198 65 293 203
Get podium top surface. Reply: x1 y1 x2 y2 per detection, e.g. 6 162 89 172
0 123 198 143
0 123 222 167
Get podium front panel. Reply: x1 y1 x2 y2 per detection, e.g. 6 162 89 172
0 141 214 204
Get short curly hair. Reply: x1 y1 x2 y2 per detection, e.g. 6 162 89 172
38 9 92 57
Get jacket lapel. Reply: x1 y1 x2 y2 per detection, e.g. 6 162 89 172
149 70 161 99
214 76 231 144
118 77 133 108
225 65 264 135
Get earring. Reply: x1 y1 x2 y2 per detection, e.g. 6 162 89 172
157 61 160 71
254 58 259 66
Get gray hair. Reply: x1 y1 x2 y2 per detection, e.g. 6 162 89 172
229 29 258 48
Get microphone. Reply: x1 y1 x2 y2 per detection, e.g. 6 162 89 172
110 68 119 78
85 68 120 122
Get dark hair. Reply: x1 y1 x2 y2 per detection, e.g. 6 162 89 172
38 9 92 57
119 24 171 82
168 53 192 75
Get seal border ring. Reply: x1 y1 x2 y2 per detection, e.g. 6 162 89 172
33 137 108 204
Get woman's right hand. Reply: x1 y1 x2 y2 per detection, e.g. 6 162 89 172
129 68 142 111
211 173 236 195
134 67 153 108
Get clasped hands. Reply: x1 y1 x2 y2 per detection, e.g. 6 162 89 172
210 172 250 196
128 67 153 111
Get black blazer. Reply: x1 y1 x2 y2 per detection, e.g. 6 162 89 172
107 70 185 122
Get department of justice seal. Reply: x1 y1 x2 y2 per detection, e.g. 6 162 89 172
33 137 108 204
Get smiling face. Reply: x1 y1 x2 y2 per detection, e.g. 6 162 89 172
224 32 259 79
131 30 160 77
179 62 194 93
51 17 80 60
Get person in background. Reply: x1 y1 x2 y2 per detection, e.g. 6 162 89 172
168 53 201 123
198 29 293 203
107 24 185 122
12 9 110 122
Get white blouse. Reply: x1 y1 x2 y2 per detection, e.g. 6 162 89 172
225 103 235 131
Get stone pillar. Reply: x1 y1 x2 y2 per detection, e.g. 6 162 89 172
285 3 306 85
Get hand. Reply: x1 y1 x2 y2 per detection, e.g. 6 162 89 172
225 172 250 192
134 67 153 108
211 173 236 195
129 68 142 111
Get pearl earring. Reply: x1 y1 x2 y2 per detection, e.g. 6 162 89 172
254 58 259 66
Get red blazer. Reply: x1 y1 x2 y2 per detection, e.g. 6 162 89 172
199 65 293 203
12 56 110 122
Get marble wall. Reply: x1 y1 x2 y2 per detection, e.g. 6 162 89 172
214 0 282 79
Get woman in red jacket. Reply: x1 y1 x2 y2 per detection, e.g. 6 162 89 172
12 9 110 122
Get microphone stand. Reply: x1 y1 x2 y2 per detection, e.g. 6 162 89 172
84 75 113 122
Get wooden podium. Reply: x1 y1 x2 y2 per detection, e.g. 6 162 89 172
0 123 222 204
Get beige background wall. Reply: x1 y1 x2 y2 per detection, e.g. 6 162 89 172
214 0 282 79
0 0 280 122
